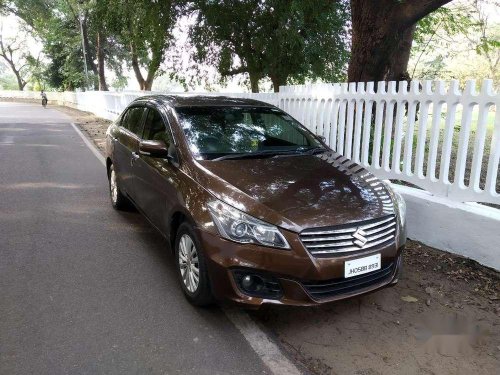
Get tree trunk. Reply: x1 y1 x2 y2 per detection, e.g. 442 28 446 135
143 48 163 91
143 80 152 91
130 43 146 90
348 0 452 83
97 32 108 91
269 74 287 93
387 25 416 82
249 72 260 93
5 60 25 90
15 71 26 91
80 14 98 90
130 43 162 91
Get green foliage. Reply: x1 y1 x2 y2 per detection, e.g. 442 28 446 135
41 9 86 90
413 7 479 49
190 0 350 91
0 72 18 89
111 75 128 91
411 1 499 82
103 0 181 89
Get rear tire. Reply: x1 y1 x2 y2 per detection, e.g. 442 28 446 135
175 222 214 307
108 164 128 210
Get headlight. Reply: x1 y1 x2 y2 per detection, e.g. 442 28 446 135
394 192 406 227
382 181 406 227
207 199 290 249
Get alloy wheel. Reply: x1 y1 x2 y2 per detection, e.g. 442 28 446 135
110 169 118 204
178 234 200 293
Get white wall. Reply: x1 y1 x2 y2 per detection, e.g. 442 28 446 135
393 184 500 270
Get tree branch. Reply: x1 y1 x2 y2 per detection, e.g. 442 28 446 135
400 0 454 29
220 66 249 76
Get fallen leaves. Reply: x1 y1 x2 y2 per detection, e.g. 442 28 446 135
401 295 419 303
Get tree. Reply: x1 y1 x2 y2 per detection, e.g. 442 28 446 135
104 0 180 90
0 25 40 90
63 0 100 90
409 0 499 83
0 0 89 90
348 0 453 83
263 1 349 91
410 5 475 78
191 0 349 92
43 19 87 91
467 0 499 81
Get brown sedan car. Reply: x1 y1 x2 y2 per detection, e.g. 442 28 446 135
105 95 406 307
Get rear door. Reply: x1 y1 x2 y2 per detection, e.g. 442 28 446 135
133 105 179 232
114 106 146 200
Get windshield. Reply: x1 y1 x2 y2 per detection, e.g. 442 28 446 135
175 106 323 160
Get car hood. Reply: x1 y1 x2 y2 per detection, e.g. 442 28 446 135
195 151 395 232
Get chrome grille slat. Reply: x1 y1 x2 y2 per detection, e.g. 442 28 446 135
306 240 361 249
301 233 358 242
363 221 396 236
366 228 395 241
301 227 356 236
357 216 393 230
300 215 397 257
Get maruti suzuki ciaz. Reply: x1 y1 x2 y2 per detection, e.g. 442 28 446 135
105 95 406 307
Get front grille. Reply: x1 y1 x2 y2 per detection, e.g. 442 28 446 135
302 262 395 300
300 215 397 257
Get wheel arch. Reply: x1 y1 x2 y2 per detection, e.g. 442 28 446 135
169 209 199 253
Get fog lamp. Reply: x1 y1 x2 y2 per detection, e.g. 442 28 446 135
233 270 283 299
241 275 264 292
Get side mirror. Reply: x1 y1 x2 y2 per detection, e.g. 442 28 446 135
139 140 172 159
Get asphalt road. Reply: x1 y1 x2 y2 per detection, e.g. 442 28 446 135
0 103 270 374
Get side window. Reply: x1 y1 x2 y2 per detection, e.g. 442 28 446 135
122 107 145 136
120 110 130 128
142 108 173 145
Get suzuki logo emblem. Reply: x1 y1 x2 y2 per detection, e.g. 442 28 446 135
352 228 368 248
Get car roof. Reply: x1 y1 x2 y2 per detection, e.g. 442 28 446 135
133 94 275 109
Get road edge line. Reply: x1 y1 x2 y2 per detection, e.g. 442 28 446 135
223 308 303 375
69 120 302 375
70 122 105 166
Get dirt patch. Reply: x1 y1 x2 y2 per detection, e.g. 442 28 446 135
53 104 500 375
55 106 111 152
252 242 500 375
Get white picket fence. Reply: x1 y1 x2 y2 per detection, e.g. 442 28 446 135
279 80 499 206
1 79 498 205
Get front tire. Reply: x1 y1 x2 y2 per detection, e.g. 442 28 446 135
108 164 128 210
175 222 214 307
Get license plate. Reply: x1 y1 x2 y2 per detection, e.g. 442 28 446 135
345 253 381 278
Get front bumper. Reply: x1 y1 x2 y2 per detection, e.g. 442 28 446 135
199 227 404 307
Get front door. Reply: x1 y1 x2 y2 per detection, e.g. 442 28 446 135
133 106 179 232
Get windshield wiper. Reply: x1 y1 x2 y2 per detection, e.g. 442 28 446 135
213 150 294 161
212 147 328 161
292 146 327 155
